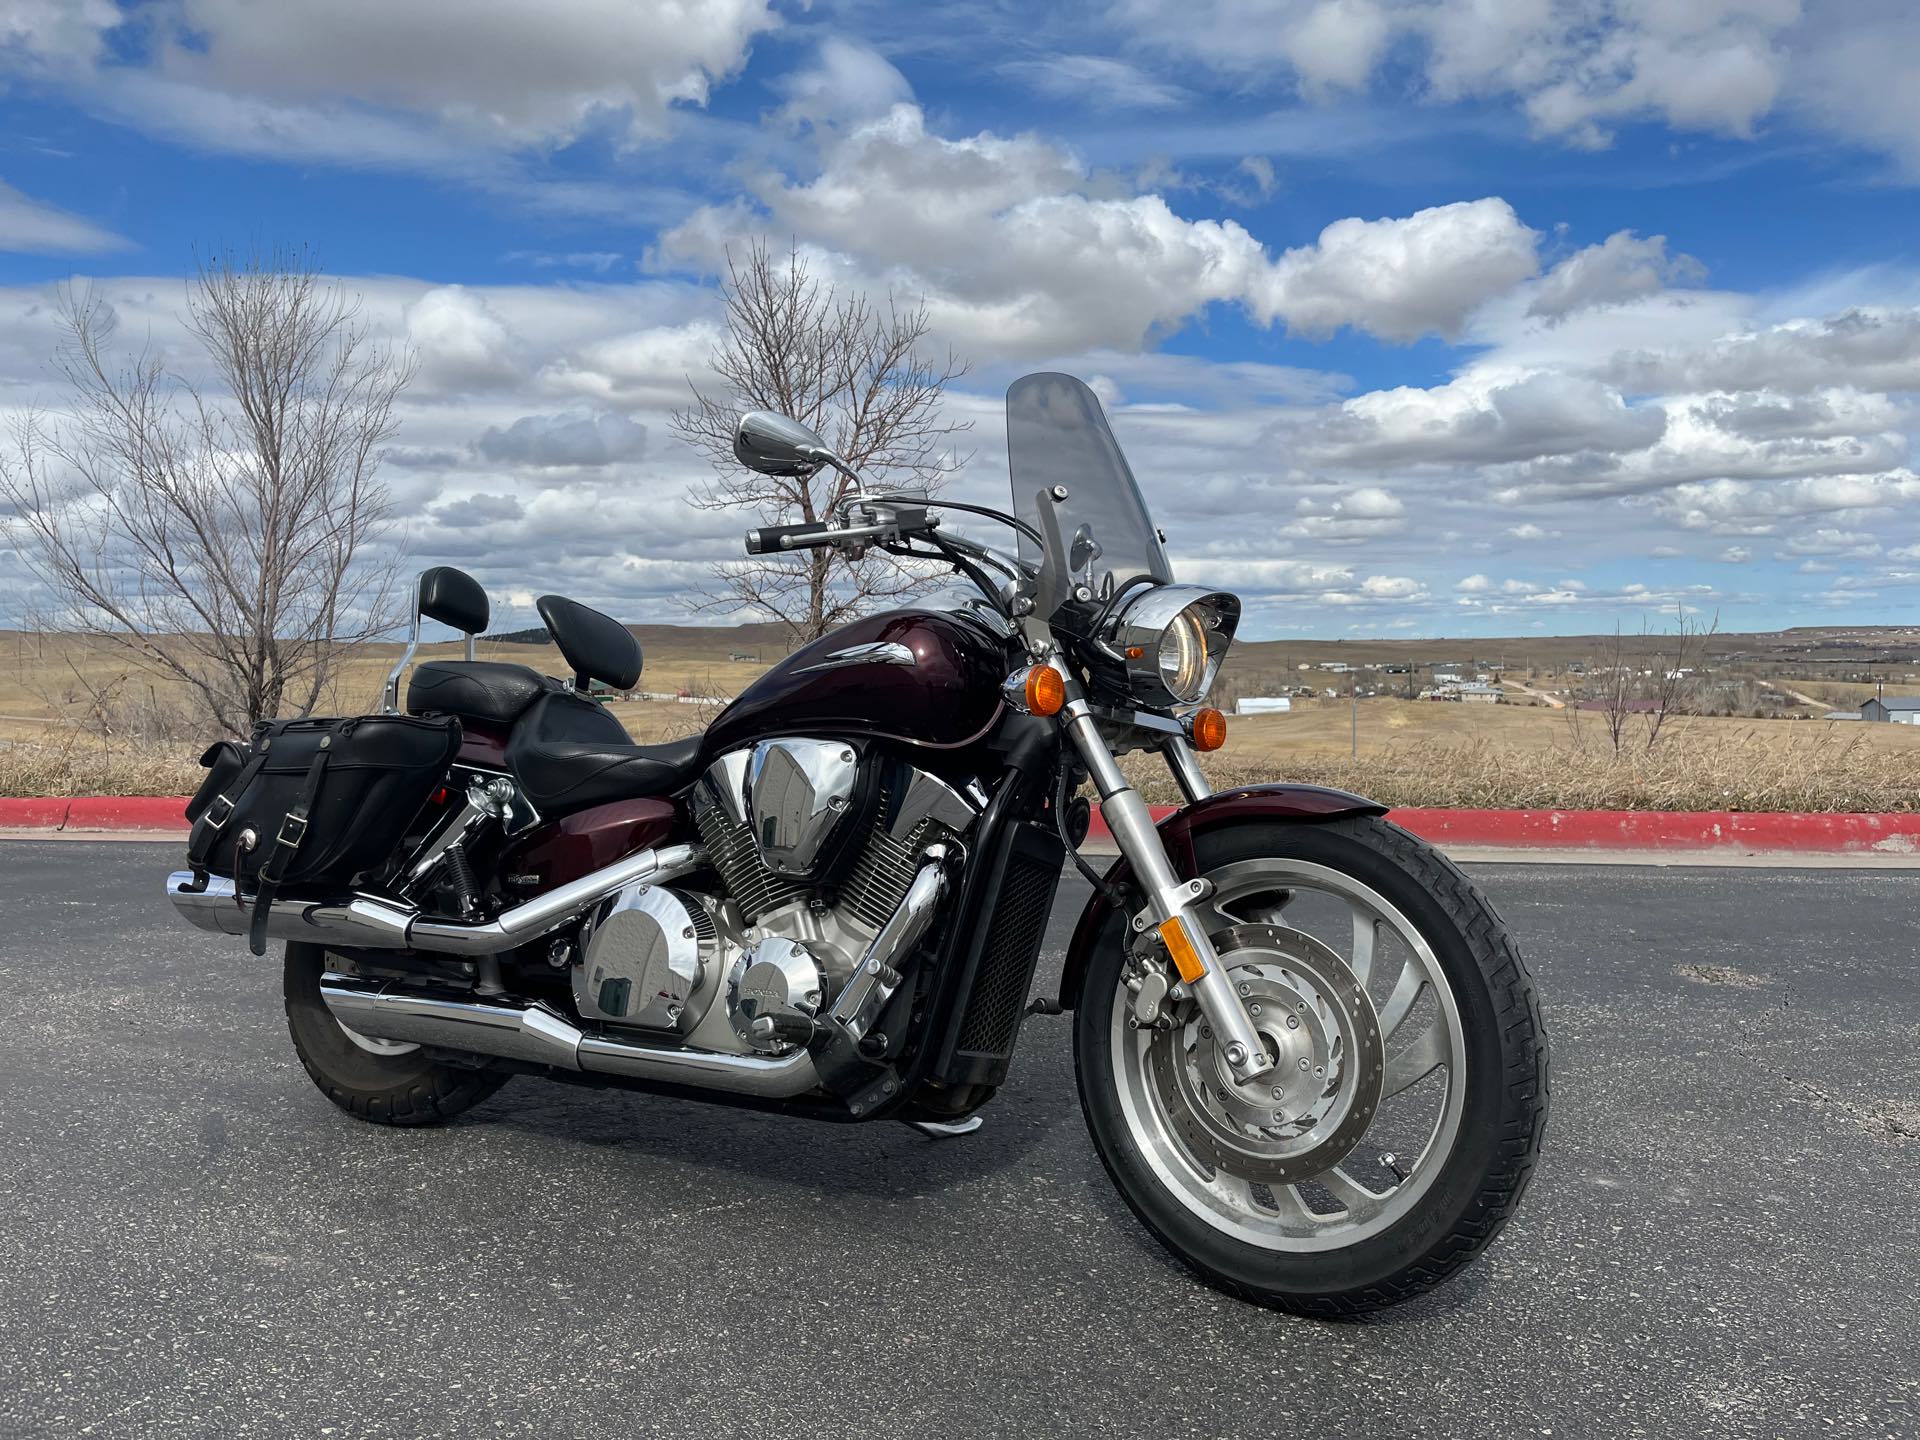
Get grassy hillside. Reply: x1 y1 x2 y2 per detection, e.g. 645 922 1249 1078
8 621 1920 809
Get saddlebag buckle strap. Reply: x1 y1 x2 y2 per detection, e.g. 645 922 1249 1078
202 794 237 830
246 726 338 956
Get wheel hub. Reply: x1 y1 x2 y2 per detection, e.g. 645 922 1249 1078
1147 923 1384 1184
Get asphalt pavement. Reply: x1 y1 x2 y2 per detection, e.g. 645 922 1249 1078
0 842 1915 1439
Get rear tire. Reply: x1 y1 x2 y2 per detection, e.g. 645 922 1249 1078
283 944 511 1126
1074 815 1548 1316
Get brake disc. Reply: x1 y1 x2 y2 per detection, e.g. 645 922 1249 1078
1146 922 1385 1185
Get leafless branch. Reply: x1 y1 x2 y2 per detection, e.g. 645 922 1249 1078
0 247 413 734
671 239 971 642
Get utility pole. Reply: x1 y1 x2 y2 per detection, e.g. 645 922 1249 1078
1350 668 1358 758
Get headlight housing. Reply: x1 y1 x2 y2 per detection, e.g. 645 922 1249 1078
1105 585 1240 708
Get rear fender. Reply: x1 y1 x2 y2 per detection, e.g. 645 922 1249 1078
1057 783 1386 1010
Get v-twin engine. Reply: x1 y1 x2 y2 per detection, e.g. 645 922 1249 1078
632 739 978 1055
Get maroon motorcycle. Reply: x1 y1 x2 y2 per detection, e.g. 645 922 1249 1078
168 372 1547 1314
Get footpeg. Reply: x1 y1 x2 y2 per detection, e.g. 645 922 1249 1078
749 1012 821 1049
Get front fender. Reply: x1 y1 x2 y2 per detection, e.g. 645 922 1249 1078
1056 783 1385 1010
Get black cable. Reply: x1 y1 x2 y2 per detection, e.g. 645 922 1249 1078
1056 757 1123 905
1087 571 1159 639
923 499 1046 548
883 537 1007 618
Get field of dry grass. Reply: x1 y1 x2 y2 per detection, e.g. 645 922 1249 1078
8 629 1920 810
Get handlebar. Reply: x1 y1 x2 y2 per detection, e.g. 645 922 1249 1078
744 521 839 555
741 499 1038 616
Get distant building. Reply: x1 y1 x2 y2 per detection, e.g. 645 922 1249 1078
1861 696 1920 724
1457 682 1502 704
1432 670 1463 685
1823 709 1862 722
1236 697 1293 715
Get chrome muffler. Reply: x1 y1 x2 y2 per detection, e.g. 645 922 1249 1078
318 979 821 1098
166 843 703 957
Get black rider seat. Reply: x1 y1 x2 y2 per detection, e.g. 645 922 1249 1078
506 689 706 814
491 593 703 813
406 660 552 727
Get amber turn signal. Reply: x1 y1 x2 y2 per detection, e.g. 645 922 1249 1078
1188 707 1227 752
1157 916 1207 984
1023 664 1066 716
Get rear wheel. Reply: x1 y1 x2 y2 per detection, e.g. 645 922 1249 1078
283 944 511 1126
1074 816 1547 1315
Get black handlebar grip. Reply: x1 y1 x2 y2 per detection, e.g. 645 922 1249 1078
744 521 834 555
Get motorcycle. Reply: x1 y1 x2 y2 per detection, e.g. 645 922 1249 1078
168 371 1547 1314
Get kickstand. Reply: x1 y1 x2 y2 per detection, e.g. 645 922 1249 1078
904 1116 984 1139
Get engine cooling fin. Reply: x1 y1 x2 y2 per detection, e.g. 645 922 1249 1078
695 799 804 922
840 816 938 930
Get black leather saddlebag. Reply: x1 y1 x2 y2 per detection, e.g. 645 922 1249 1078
182 714 461 953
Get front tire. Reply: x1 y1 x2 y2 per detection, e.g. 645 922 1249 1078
283 944 511 1126
1074 816 1547 1316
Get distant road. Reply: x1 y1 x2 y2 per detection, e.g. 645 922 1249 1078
1502 679 1566 708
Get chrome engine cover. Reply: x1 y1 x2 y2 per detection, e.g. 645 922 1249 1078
687 745 983 1057
727 936 825 1054
744 738 861 880
575 885 717 1034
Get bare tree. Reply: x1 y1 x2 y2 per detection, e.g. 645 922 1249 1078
1595 625 1637 755
673 240 969 643
1645 611 1717 751
0 249 413 734
1581 612 1718 755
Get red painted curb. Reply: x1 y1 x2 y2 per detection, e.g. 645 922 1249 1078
1387 808 1920 854
0 798 81 830
1087 805 1920 854
0 796 190 832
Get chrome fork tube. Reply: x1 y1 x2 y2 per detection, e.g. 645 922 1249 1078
1061 703 1271 1082
1164 736 1213 804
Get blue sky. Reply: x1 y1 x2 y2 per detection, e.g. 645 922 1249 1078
4 0 1920 639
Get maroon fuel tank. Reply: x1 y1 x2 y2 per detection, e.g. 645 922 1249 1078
704 608 1012 755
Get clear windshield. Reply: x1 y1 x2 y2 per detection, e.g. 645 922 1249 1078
1008 373 1172 610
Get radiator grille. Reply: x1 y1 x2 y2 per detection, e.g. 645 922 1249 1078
954 848 1060 1058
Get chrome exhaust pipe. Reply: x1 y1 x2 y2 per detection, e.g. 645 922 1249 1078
319 978 821 1098
166 843 703 957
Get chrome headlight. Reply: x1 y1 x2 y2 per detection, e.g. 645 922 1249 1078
1107 585 1241 708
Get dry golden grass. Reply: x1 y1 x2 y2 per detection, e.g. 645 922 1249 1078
8 629 1920 811
7 716 1917 812
0 736 203 799
0 629 780 743
1120 726 1920 811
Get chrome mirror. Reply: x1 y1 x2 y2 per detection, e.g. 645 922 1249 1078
734 411 842 478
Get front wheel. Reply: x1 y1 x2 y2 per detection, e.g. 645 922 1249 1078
1074 815 1547 1315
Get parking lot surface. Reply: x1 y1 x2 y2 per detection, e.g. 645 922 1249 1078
0 842 1914 1439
